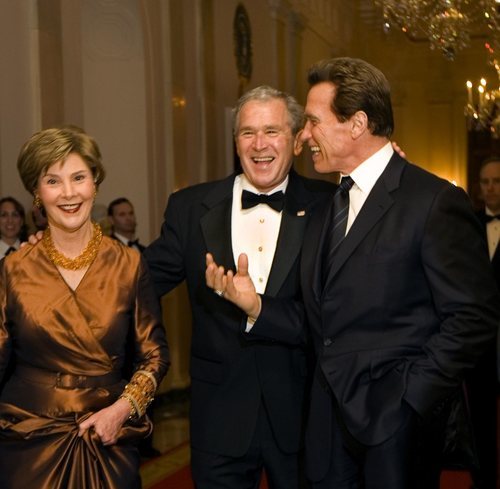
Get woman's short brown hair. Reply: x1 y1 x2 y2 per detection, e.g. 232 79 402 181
17 126 106 195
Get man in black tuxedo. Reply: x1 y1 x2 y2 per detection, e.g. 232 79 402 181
108 197 145 252
477 157 500 287
208 59 500 489
144 85 334 489
466 156 500 489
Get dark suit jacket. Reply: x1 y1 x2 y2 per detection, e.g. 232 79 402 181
476 209 500 288
144 170 334 457
298 154 500 481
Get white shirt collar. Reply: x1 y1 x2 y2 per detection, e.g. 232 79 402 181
237 173 289 195
0 239 20 256
485 206 499 217
347 142 394 194
113 232 133 245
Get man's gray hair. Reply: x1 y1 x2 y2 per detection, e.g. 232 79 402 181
232 85 304 136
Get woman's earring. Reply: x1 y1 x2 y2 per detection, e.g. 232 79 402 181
33 194 42 209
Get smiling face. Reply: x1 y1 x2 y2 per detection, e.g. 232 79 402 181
302 82 354 175
235 98 294 193
0 201 23 244
37 153 95 235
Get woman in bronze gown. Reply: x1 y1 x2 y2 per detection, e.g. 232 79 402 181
0 127 169 488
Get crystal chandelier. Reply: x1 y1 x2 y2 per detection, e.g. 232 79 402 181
373 0 499 60
465 43 500 137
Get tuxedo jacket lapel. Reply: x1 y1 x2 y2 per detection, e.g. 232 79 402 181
265 173 310 297
199 171 326 298
324 154 405 288
200 175 236 271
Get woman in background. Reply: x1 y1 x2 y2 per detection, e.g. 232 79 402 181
0 196 27 257
0 126 169 489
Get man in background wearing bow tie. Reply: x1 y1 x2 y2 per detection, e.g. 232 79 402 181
466 156 500 489
107 197 145 252
477 157 500 287
144 85 334 489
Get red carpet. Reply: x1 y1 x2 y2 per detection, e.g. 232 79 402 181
146 467 471 489
145 465 269 489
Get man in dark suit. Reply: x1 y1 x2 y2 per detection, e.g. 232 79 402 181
144 85 334 489
108 197 145 252
208 59 500 489
477 157 500 287
466 156 500 489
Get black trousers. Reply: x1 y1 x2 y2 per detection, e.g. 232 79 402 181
311 397 447 489
191 401 301 489
466 344 498 489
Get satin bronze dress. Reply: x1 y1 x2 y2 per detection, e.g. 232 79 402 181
0 237 169 489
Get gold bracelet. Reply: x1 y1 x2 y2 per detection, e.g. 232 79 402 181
122 371 157 417
119 393 138 419
135 369 158 391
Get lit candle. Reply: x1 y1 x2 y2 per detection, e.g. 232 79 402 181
466 80 473 105
478 85 485 110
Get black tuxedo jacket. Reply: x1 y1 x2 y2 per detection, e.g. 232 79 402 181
298 154 500 481
476 209 500 288
144 170 334 457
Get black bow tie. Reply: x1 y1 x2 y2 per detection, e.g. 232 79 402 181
484 214 500 223
128 239 139 247
241 190 285 212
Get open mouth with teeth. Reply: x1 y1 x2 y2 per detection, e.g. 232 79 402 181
58 203 82 213
252 156 274 163
310 146 320 155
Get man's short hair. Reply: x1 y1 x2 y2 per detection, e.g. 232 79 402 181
307 57 394 138
108 197 132 216
479 156 500 172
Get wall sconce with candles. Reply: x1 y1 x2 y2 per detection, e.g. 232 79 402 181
465 44 500 137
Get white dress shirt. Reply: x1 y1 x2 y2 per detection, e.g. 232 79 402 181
231 174 288 330
0 239 20 258
112 232 141 252
485 207 500 260
344 142 394 233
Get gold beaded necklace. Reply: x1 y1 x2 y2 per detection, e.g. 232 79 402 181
42 222 102 270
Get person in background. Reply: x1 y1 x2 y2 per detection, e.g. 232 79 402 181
0 126 169 489
207 58 500 489
108 197 145 252
465 156 500 489
477 157 500 286
0 196 27 258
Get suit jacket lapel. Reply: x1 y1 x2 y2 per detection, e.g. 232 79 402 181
265 172 310 297
325 153 406 286
302 193 333 305
200 175 236 270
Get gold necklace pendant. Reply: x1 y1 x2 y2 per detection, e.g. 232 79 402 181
42 222 103 270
